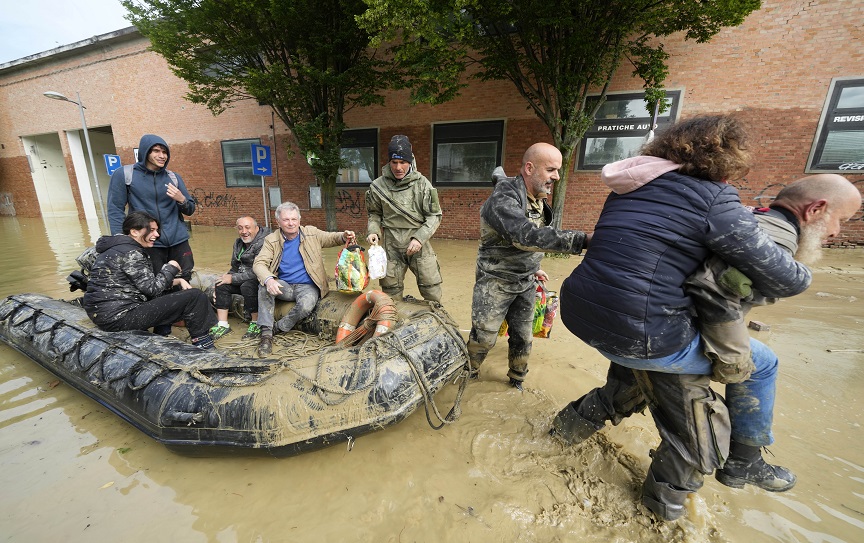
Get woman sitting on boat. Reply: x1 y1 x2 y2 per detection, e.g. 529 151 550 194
83 210 218 349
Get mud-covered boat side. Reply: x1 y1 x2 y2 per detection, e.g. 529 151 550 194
0 293 469 457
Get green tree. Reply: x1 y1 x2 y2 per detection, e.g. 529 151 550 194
360 0 761 228
123 0 390 230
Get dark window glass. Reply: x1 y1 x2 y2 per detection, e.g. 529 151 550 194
808 78 864 172
221 139 261 187
577 91 681 171
433 120 504 185
338 128 378 184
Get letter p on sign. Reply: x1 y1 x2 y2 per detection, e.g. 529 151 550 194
104 154 122 175
251 144 272 176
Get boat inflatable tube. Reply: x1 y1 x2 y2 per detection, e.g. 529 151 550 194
0 292 469 457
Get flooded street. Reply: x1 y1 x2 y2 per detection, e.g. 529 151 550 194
1 215 862 542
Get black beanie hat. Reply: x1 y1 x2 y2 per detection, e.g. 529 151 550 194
388 135 413 161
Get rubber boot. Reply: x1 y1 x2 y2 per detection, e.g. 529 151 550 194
641 471 689 521
549 399 603 446
716 442 796 492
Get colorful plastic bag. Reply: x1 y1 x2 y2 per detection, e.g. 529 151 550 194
498 285 552 338
534 289 558 338
367 241 387 280
335 243 369 293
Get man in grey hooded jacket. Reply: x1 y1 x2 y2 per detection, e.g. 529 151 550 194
107 134 196 282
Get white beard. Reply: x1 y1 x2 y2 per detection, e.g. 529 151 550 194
795 219 828 266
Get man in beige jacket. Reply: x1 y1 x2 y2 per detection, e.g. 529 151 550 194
253 201 354 356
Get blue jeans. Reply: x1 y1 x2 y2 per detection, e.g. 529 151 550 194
601 334 778 447
257 280 319 336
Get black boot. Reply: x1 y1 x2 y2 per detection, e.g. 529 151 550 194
641 471 689 521
716 442 796 492
549 399 603 446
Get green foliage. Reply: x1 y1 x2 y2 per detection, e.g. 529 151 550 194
360 0 761 227
122 0 391 229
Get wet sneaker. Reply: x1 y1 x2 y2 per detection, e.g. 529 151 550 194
258 336 273 357
243 322 262 339
716 457 797 492
209 325 230 340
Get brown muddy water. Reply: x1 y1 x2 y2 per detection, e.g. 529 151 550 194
1 215 863 543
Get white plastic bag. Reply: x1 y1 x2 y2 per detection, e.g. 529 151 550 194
368 242 387 280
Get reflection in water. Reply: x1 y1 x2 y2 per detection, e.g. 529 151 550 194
41 214 103 278
0 217 862 542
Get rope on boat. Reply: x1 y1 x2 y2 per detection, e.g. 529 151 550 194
2 298 470 423
383 310 471 429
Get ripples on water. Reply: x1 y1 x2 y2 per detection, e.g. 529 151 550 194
0 215 862 542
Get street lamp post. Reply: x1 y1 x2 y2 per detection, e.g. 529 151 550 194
43 91 109 226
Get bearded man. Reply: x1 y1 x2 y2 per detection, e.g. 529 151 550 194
549 113 861 522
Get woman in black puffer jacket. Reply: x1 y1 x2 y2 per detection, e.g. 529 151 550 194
83 211 217 349
552 115 811 521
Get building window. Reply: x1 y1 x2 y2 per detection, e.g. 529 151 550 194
338 128 378 184
577 90 682 170
433 120 504 184
221 139 261 187
807 77 864 172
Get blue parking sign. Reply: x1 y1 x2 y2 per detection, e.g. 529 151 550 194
251 144 272 176
104 154 122 175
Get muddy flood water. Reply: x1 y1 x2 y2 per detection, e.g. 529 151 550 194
1 215 862 543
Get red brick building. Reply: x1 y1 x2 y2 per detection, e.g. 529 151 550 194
1 0 862 244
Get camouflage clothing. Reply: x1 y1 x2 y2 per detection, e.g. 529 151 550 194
467 175 587 382
366 164 442 301
82 235 216 337
686 208 799 382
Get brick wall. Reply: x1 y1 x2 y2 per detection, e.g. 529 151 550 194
0 0 862 244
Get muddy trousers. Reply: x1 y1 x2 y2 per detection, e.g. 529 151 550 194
562 364 729 515
257 281 319 337
214 279 258 318
379 231 442 302
98 289 217 339
467 274 535 382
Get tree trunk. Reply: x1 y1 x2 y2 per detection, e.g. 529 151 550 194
550 148 576 230
321 177 338 231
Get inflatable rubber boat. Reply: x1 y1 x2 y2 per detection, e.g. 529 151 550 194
0 290 469 457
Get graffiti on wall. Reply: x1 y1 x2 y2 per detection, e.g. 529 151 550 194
190 188 240 213
335 189 363 217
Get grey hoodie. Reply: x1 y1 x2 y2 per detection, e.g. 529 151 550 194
106 134 195 247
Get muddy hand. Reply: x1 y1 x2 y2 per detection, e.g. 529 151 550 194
406 239 422 256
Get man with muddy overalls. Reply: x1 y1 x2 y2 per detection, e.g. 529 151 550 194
467 143 588 391
365 135 443 302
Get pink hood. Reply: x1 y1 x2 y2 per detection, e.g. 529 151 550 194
600 156 681 195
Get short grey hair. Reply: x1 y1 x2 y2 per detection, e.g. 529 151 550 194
236 215 258 226
274 201 301 220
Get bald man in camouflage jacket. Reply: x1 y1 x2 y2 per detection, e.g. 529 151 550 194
468 143 588 390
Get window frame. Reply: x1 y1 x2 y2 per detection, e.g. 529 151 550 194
432 120 505 186
576 90 682 171
220 138 262 188
806 76 864 173
336 128 379 186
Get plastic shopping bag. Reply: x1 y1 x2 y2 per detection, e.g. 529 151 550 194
533 289 558 338
367 241 387 280
335 243 369 293
499 285 549 337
